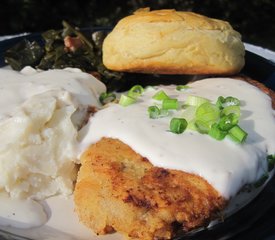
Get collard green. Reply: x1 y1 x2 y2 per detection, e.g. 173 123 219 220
5 39 45 71
4 21 125 91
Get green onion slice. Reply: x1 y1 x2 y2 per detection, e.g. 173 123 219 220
186 95 210 106
180 106 197 122
99 92 116 105
176 85 190 91
162 99 179 110
209 123 227 140
217 96 240 109
228 125 248 143
194 119 211 134
218 113 239 131
119 94 136 107
128 85 144 99
224 96 240 107
170 118 188 134
148 106 160 119
216 96 226 109
186 119 197 131
153 90 170 101
196 102 220 124
221 105 241 118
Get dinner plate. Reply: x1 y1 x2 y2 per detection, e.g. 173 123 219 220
0 30 275 240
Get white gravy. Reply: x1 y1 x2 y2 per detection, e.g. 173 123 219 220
0 67 105 121
0 192 47 228
80 78 275 199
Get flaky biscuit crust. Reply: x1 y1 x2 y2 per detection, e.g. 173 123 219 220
103 9 245 75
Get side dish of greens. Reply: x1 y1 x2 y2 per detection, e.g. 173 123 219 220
4 21 124 91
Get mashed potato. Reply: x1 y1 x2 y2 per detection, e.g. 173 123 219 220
0 67 105 199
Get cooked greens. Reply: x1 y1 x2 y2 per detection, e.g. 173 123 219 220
4 21 125 91
5 39 45 71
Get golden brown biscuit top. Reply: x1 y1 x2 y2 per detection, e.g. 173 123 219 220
116 8 234 32
103 8 244 75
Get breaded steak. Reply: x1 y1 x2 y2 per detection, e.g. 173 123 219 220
74 138 226 240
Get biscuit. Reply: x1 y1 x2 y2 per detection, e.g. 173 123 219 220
103 9 245 75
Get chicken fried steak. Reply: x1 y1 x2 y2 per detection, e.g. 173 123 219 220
74 138 226 240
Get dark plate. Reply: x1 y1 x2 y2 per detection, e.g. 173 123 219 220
0 31 275 240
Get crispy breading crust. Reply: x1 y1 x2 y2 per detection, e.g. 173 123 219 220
74 138 226 240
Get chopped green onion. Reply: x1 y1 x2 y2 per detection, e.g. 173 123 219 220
221 105 241 118
162 99 179 110
176 85 190 91
209 123 227 140
216 96 226 109
218 113 239 131
254 173 269 188
119 94 136 107
180 106 197 121
170 118 187 134
145 92 247 143
267 154 275 171
148 106 161 119
128 85 144 99
153 90 170 101
228 125 248 143
194 119 211 134
186 119 197 131
217 96 240 109
224 96 240 107
147 106 169 119
186 95 210 106
195 102 220 124
99 92 116 105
